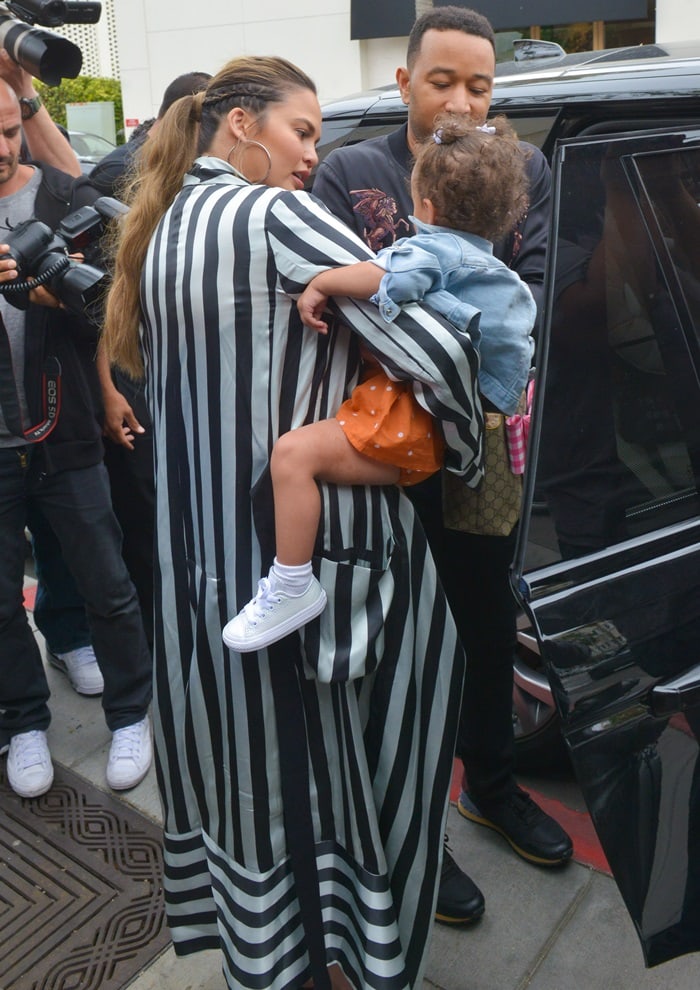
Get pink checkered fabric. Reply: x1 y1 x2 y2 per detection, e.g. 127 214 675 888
506 380 534 475
506 414 527 474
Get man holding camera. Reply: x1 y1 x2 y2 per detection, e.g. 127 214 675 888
0 48 106 696
0 78 153 798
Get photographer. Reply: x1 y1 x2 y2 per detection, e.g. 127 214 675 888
1 47 100 692
0 78 152 798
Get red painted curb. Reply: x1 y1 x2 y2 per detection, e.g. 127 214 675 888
23 579 37 611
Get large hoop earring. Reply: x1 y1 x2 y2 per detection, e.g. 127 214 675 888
226 138 272 184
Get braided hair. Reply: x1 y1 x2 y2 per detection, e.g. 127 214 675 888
104 55 317 377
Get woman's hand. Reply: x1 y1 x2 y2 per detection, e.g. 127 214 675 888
103 388 145 449
297 283 330 334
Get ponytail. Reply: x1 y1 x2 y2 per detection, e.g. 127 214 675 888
103 94 201 377
103 55 317 378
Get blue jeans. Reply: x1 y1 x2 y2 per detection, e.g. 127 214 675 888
0 446 152 744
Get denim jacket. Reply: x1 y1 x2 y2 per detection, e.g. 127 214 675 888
370 218 536 414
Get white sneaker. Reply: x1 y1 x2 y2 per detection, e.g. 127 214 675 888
48 646 104 696
7 730 54 798
222 575 327 653
106 714 152 790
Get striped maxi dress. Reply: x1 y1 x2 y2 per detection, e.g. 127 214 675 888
139 159 484 990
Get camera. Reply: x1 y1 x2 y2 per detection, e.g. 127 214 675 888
0 1 101 85
0 195 127 315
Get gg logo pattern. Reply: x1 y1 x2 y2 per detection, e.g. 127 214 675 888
443 412 522 536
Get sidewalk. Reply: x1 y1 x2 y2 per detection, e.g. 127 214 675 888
12 581 700 990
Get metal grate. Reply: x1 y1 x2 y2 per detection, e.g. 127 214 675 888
0 761 169 990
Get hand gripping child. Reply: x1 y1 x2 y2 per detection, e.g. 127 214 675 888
223 114 536 652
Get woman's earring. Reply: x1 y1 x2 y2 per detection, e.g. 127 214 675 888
226 138 272 184
225 141 240 167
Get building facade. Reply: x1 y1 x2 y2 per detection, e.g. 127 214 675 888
61 0 700 132
54 0 120 79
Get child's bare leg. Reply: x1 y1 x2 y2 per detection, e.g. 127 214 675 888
222 421 398 653
271 419 400 565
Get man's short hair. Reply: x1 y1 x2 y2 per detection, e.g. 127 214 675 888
157 71 212 119
407 5 496 68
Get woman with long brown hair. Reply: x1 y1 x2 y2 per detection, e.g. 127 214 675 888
104 54 483 990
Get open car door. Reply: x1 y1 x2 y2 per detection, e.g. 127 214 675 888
513 126 700 967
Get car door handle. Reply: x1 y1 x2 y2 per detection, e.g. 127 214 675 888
650 664 700 716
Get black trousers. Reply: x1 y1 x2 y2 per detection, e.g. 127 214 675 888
102 377 155 651
408 474 518 803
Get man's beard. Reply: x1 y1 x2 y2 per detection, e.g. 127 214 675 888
0 156 18 183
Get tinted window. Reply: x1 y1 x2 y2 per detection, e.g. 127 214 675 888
636 147 700 338
492 112 559 150
524 134 700 570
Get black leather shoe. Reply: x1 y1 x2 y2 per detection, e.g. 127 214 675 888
434 844 485 925
458 787 573 866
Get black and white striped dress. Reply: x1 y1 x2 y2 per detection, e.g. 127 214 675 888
139 159 483 990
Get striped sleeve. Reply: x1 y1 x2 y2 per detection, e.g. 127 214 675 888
266 189 374 288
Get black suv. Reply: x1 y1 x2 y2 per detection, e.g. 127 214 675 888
315 41 700 968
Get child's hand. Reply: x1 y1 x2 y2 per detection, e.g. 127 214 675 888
298 284 330 334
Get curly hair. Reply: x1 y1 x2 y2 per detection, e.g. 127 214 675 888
412 114 530 242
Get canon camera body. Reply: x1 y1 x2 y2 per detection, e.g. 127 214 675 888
0 195 127 315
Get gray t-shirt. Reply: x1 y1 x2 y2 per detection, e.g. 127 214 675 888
0 166 42 447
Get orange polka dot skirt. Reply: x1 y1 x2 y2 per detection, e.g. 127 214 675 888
336 370 444 486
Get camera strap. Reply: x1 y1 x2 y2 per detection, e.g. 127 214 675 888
0 312 61 443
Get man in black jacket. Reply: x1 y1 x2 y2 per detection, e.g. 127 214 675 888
312 5 572 926
0 79 152 798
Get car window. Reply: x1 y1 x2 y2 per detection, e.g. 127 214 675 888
69 133 89 155
313 111 406 185
85 134 114 155
635 146 700 338
491 112 559 151
69 132 115 158
318 109 558 156
316 117 369 157
524 133 700 571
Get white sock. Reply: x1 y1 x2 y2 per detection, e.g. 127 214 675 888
269 558 313 596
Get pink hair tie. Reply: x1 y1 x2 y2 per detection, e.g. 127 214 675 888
433 128 443 144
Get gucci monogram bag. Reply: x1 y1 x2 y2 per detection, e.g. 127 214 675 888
442 411 522 537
